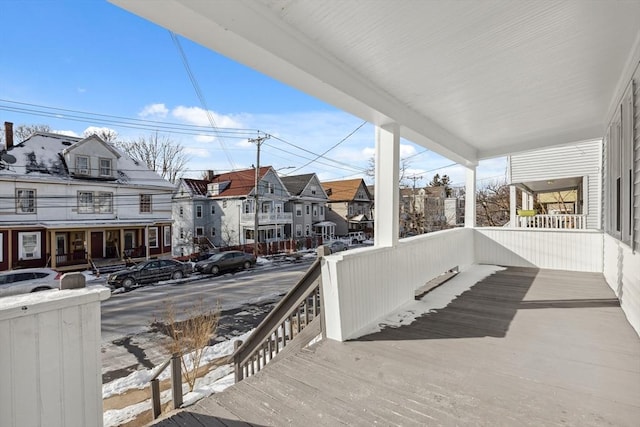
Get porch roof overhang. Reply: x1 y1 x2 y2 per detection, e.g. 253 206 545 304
2 219 172 230
110 0 640 165
512 176 583 194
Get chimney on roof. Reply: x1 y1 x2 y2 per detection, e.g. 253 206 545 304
4 122 13 149
206 170 215 181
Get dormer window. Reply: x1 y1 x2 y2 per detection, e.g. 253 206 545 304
99 158 112 177
76 156 89 175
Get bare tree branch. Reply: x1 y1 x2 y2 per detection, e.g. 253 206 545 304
116 132 190 183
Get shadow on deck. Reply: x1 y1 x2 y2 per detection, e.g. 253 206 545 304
155 267 640 426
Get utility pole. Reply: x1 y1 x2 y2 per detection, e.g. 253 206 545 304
409 175 422 233
249 135 270 257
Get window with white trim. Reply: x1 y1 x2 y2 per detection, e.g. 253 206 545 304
211 204 216 215
179 206 184 216
605 81 634 246
18 231 41 260
140 194 152 213
76 155 89 175
164 226 171 246
296 204 302 217
78 191 94 213
149 227 158 248
310 185 317 195
99 158 112 176
296 224 302 237
180 228 185 239
305 205 310 215
196 205 203 218
195 227 204 236
211 227 216 237
98 192 113 213
16 189 36 214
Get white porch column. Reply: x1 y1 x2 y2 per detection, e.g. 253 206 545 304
510 186 517 227
464 165 476 228
374 124 400 247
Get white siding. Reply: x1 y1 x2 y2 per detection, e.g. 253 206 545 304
475 228 603 272
0 287 110 427
322 228 474 341
510 140 602 229
603 234 640 337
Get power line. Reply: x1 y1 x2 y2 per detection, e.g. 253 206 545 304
288 120 368 174
170 31 236 170
0 100 259 138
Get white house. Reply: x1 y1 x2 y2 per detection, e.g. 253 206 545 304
508 140 603 230
0 125 174 272
173 167 292 250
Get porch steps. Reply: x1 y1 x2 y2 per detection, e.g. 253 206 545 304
414 269 458 300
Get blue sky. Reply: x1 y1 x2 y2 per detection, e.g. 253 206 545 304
0 0 506 187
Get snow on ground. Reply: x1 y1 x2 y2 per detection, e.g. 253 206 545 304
362 264 506 335
102 330 253 399
255 256 272 265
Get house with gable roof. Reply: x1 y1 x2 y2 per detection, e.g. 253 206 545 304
0 123 175 272
173 166 292 252
280 173 330 242
321 178 373 236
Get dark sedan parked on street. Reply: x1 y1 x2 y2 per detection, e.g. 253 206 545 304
107 259 192 289
195 251 256 275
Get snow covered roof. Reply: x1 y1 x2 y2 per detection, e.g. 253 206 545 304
0 132 174 189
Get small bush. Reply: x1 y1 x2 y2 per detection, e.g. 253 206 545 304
161 301 220 392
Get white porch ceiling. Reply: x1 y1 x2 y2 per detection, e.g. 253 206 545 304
110 0 640 165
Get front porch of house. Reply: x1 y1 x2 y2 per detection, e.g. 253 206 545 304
155 264 640 426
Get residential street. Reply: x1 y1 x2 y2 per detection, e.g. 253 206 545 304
100 259 313 383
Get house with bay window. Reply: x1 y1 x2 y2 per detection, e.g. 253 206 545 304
173 167 292 251
0 125 174 272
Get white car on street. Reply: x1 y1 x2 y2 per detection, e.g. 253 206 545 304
0 268 61 297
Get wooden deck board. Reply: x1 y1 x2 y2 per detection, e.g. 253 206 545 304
154 267 640 426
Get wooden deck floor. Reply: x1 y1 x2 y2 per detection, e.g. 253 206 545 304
155 267 640 426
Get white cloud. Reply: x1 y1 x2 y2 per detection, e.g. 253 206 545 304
139 103 169 118
77 88 86 93
183 147 210 157
400 143 417 158
54 129 80 137
171 106 242 129
195 134 216 143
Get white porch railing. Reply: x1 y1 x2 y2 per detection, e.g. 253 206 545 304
0 286 111 427
241 212 293 224
515 214 586 229
321 227 604 342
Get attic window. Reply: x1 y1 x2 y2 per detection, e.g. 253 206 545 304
75 155 89 175
99 158 112 177
310 185 317 195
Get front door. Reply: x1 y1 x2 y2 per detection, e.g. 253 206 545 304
91 232 103 259
56 234 67 263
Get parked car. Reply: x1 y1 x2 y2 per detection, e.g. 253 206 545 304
0 268 61 297
195 251 256 275
107 259 192 289
329 241 349 253
348 231 366 244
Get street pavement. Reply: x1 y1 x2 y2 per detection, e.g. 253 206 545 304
100 259 313 383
